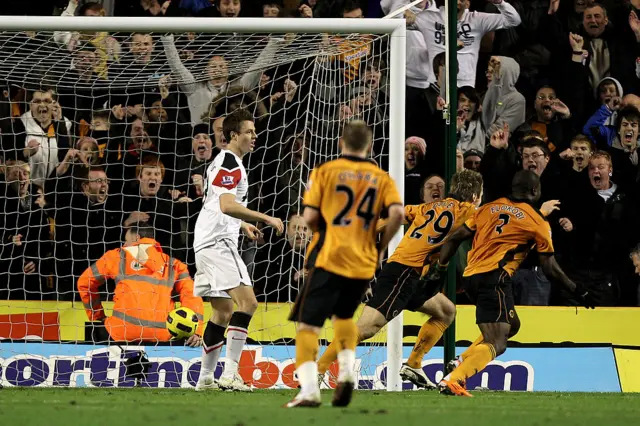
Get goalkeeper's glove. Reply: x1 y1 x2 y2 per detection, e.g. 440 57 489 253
422 261 448 283
573 282 596 309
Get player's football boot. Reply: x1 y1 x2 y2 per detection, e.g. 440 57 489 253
195 374 219 391
217 373 252 392
399 363 436 390
438 379 472 397
445 356 462 374
284 393 322 408
331 380 355 407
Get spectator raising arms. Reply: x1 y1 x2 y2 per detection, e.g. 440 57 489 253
415 0 521 87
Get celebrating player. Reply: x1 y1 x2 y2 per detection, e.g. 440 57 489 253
193 109 284 392
430 170 595 397
286 120 404 408
317 169 484 389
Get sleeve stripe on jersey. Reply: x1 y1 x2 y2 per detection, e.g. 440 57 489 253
220 152 241 171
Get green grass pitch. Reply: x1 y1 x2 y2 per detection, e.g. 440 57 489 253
2 388 640 426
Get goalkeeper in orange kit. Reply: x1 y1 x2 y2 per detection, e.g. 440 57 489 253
317 170 483 389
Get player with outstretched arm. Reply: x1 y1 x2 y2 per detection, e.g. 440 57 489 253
193 109 284 392
427 170 595 396
286 120 404 408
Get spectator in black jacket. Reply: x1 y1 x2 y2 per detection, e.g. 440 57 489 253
0 160 54 300
514 84 574 159
122 155 190 263
53 166 122 300
553 151 637 306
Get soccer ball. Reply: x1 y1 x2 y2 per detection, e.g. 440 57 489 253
166 307 199 340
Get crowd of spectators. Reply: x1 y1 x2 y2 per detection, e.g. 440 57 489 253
0 0 639 308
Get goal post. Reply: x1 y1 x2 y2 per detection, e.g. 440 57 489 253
0 16 406 390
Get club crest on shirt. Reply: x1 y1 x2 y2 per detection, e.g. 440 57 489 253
222 175 234 186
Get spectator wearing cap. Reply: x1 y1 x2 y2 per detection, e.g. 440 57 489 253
405 136 427 205
463 149 483 172
456 86 485 154
582 78 626 146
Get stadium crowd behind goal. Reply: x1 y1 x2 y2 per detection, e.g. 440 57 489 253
1 0 640 395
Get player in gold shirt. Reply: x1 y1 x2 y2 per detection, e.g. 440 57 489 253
430 170 595 397
286 121 404 408
316 170 484 390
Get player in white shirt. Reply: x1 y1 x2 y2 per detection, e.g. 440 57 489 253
415 0 521 87
194 109 284 392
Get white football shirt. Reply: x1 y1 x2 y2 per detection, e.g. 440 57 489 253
194 150 248 252
415 2 521 87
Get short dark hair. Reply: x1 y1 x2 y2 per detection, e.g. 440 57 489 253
341 120 372 151
433 52 446 78
520 134 550 157
342 0 361 14
78 165 106 187
223 109 254 142
419 174 444 202
616 106 640 131
128 221 155 240
28 87 56 102
511 170 540 198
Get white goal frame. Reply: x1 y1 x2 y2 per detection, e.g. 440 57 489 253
0 15 406 392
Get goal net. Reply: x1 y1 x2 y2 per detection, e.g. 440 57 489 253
0 17 406 390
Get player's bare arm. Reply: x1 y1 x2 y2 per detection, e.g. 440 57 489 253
241 222 263 240
220 193 284 235
539 253 595 308
437 225 475 267
302 206 321 232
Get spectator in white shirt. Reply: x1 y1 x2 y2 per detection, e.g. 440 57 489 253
415 0 521 87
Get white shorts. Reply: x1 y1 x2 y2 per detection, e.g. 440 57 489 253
194 239 252 299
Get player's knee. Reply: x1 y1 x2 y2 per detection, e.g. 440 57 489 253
237 298 258 316
357 323 381 341
491 338 508 357
438 298 456 325
211 309 233 326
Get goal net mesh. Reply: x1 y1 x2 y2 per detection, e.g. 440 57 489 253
0 29 395 389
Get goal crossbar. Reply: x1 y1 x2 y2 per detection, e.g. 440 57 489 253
0 15 406 392
0 16 404 34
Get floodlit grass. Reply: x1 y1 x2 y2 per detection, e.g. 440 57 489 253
1 388 640 426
